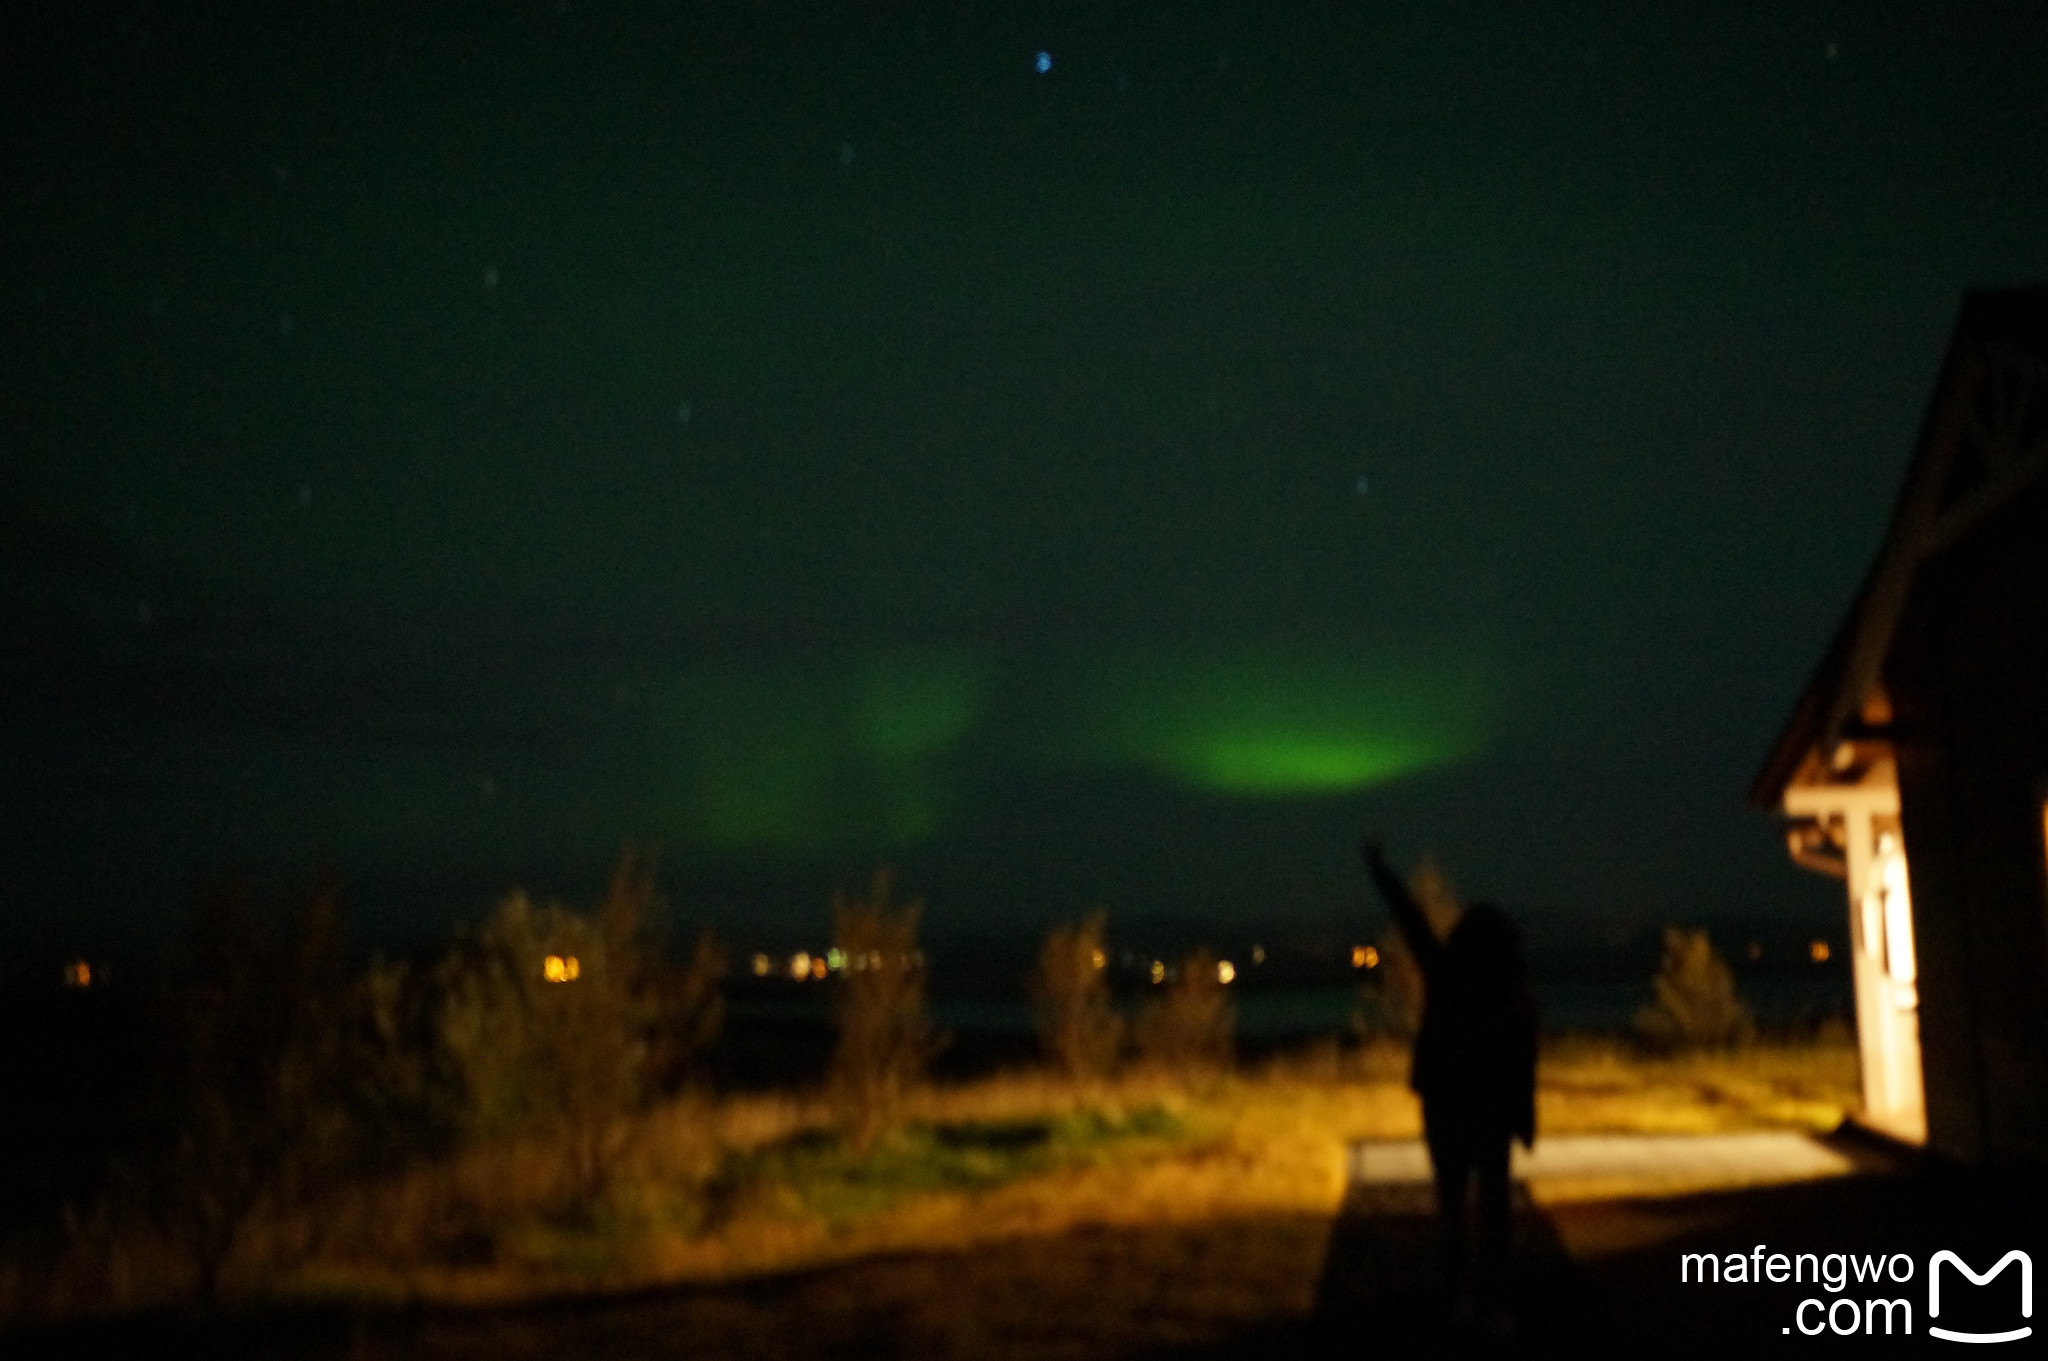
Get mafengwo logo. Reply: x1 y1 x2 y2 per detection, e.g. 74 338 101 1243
1680 1246 2032 1341
1928 1251 2031 1344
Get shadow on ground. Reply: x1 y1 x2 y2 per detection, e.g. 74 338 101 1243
15 1161 2046 1359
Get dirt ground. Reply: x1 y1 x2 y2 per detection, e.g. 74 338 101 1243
20 1135 2042 1360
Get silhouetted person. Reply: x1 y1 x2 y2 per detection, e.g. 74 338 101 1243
1361 837 1537 1332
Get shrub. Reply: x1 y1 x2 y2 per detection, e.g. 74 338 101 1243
1634 927 1755 1051
827 870 938 1151
1030 909 1124 1081
1133 946 1233 1075
143 873 356 1302
598 845 726 1099
649 928 728 1097
437 891 640 1199
435 847 723 1205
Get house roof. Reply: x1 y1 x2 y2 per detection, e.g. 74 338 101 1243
1750 288 2048 809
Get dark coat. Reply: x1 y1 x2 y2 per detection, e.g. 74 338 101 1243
1367 857 1538 1145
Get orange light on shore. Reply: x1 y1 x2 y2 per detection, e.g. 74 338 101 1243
1216 960 1236 984
790 951 812 980
1352 945 1379 969
542 954 580 982
62 959 92 988
1810 940 1832 963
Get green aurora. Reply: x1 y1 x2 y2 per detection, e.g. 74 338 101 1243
658 652 989 853
1082 649 1489 797
650 647 1487 853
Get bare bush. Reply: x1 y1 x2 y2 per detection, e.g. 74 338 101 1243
436 846 724 1207
439 897 637 1204
1133 947 1233 1075
1030 909 1124 1080
143 873 355 1302
1634 927 1755 1051
827 870 937 1151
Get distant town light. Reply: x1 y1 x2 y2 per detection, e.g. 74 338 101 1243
811 954 829 980
1364 945 1380 968
1091 948 1107 970
1150 960 1166 984
1250 944 1265 965
1810 939 1832 964
1216 959 1236 984
826 948 846 972
62 959 92 988
542 954 580 982
751 952 772 977
790 951 812 980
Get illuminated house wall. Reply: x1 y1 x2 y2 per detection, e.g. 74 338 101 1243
1754 288 2048 1163
1779 742 1926 1141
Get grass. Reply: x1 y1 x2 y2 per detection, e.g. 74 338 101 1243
717 1107 1189 1227
1536 1033 1863 1135
5 1034 1863 1324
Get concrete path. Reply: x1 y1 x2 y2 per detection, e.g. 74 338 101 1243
1351 1131 1858 1201
1311 1130 2048 1358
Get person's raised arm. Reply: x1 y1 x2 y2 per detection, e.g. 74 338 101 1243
1359 836 1444 975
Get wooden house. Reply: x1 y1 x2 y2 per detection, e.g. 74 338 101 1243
1753 288 2048 1161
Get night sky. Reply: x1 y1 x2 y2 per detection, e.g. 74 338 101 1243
5 4 2046 972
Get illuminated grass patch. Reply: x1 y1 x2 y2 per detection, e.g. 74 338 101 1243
718 1107 1187 1225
